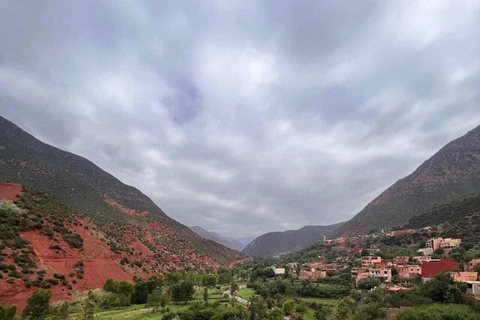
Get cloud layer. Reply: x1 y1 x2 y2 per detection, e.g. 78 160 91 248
1 1 480 237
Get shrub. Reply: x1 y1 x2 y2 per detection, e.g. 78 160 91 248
397 304 480 320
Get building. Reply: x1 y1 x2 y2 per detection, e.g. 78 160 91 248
272 267 286 275
421 259 459 280
286 262 299 271
303 262 323 272
386 229 415 237
398 265 422 279
467 281 480 296
374 262 392 269
323 236 346 245
465 259 480 272
355 272 370 286
414 256 431 264
361 256 382 268
299 270 326 280
393 256 410 266
452 272 478 282
440 238 461 253
369 268 392 283
421 237 461 255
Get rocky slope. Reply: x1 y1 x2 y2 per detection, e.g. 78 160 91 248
242 223 344 258
0 116 246 309
189 226 245 251
338 124 480 236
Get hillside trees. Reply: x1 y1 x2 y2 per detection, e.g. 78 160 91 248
22 290 52 320
171 280 195 304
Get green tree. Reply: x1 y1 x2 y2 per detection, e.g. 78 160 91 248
22 290 52 320
421 273 465 303
248 297 267 320
102 279 117 293
203 287 209 303
313 303 327 320
357 277 381 290
117 281 134 305
132 278 158 304
0 303 17 320
230 278 238 297
282 299 296 316
146 289 162 313
50 301 69 320
352 303 385 320
202 274 217 288
171 280 194 304
75 291 96 320
267 307 283 320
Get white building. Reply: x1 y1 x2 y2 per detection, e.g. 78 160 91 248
272 267 286 275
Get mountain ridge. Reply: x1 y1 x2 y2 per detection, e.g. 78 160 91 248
189 226 246 251
338 124 480 236
242 222 344 258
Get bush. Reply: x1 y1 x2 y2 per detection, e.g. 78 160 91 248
397 304 480 320
63 233 83 249
357 277 381 290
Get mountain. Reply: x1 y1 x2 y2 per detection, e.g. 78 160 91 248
0 116 246 309
338 124 480 236
403 192 480 246
189 226 245 251
242 223 344 258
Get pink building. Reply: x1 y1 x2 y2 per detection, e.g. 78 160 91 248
369 268 392 283
398 265 422 278
414 256 431 263
374 262 392 269
393 256 410 266
361 256 382 268
299 270 326 280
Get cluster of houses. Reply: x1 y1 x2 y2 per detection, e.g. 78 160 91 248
270 235 480 296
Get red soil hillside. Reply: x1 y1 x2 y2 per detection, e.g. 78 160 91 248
0 186 245 313
0 182 22 201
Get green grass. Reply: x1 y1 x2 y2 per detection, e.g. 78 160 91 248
236 288 257 300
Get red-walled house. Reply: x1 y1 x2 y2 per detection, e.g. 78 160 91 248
422 259 459 280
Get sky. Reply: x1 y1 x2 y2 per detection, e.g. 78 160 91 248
1 1 480 238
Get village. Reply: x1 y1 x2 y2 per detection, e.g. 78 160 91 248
268 231 480 297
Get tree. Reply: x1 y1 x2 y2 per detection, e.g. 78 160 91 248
202 274 217 288
50 301 69 320
282 299 296 316
421 273 465 303
248 297 267 320
351 303 385 320
117 281 134 304
146 289 162 313
132 278 158 304
171 280 194 304
203 287 209 303
267 307 283 320
0 303 16 320
22 290 52 320
230 278 238 297
357 277 381 290
102 278 117 293
313 303 327 320
75 291 96 320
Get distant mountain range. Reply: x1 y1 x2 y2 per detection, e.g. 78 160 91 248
337 124 480 236
242 223 344 258
189 226 251 251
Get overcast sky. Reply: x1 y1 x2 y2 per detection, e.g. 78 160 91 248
1 1 480 238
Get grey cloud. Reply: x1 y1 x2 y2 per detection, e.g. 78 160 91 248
1 1 480 238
